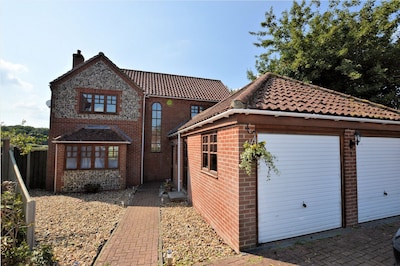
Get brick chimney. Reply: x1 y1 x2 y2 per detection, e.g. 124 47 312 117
72 50 84 68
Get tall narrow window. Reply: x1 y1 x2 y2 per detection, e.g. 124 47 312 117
202 133 217 173
151 103 162 152
66 146 78 169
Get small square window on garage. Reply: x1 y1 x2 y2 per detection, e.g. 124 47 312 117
202 132 217 173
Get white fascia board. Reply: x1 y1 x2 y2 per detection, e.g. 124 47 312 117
177 109 400 135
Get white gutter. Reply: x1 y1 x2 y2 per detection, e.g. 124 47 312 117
52 141 131 144
177 109 400 135
177 132 181 192
141 95 146 185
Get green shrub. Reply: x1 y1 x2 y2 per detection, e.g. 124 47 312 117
84 183 101 193
1 187 57 265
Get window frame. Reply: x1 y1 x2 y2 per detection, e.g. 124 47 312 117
201 132 218 175
191 105 204 118
80 93 118 114
65 144 120 170
151 102 162 152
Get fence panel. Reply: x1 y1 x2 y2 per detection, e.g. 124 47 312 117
30 150 47 189
13 147 47 189
8 149 36 249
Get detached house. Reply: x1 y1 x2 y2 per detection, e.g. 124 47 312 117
46 50 230 192
175 73 400 252
48 51 400 253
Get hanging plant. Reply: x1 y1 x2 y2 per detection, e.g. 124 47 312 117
239 140 279 180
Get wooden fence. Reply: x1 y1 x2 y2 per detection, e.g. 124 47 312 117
1 139 36 249
13 147 47 189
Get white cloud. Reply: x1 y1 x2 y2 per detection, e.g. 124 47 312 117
0 59 33 90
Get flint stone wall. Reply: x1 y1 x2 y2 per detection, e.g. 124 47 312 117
61 169 122 192
53 61 140 121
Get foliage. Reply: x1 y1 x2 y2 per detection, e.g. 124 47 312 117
239 141 279 180
249 0 400 109
84 183 102 193
163 179 173 192
1 188 57 266
1 125 48 155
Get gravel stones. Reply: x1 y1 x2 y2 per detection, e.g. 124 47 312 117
32 189 130 265
160 200 235 265
32 189 235 265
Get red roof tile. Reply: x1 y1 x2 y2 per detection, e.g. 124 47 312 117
51 52 229 102
179 73 400 131
122 69 230 101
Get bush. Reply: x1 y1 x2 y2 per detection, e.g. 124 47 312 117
83 183 101 193
1 186 57 265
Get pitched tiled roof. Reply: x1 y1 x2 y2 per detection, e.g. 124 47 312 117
122 69 230 101
180 73 400 131
54 125 132 143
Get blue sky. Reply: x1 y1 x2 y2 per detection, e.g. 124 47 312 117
1 0 315 128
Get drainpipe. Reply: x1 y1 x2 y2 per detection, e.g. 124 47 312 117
54 143 58 194
140 95 146 185
177 132 181 192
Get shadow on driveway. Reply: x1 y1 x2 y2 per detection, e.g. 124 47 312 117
201 216 400 266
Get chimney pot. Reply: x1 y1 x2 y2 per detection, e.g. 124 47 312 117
72 50 85 68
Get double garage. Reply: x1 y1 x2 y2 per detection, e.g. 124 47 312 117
257 133 400 243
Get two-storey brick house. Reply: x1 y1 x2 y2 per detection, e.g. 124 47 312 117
46 51 230 192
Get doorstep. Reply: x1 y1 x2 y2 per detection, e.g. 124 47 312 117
168 191 187 201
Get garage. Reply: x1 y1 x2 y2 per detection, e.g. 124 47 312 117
257 133 342 243
357 137 400 223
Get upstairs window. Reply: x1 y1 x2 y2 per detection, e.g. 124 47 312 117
81 93 117 114
191 105 204 118
202 132 217 173
151 103 162 152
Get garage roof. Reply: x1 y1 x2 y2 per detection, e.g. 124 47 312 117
180 72 400 131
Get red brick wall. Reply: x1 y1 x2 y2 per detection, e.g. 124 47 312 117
187 126 242 252
343 129 358 226
237 125 258 249
143 97 215 182
46 117 142 191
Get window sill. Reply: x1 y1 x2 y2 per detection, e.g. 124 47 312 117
201 169 218 179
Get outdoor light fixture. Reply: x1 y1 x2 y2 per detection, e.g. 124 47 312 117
245 123 256 134
349 131 361 148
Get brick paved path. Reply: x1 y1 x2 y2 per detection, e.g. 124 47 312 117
94 183 160 266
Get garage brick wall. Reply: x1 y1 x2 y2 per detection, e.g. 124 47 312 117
187 126 240 252
187 124 260 252
343 129 358 226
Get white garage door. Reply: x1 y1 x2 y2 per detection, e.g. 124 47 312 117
258 134 342 243
357 137 400 223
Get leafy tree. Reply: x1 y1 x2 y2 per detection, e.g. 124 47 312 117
248 0 400 109
1 125 48 155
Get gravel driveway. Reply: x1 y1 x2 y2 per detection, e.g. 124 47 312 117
32 189 235 265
